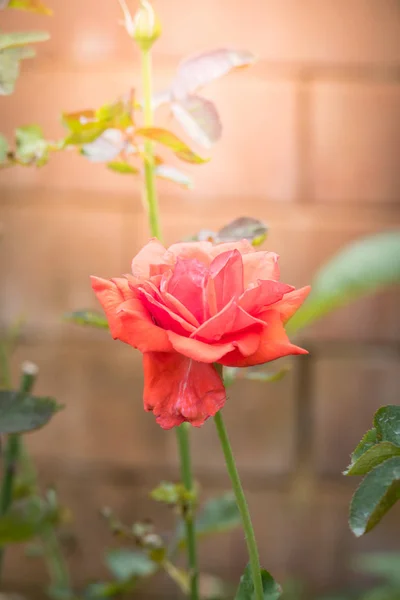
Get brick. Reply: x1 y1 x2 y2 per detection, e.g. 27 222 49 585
0 202 124 334
3 0 400 68
10 339 169 468
313 354 400 474
310 82 400 203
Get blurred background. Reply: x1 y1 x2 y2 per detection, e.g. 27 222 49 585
1 0 400 598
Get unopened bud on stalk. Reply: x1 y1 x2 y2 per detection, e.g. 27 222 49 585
131 0 161 51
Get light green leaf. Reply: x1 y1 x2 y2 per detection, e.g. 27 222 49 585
107 161 139 175
16 124 49 165
154 164 193 188
0 46 35 95
345 442 400 476
235 564 281 599
135 127 209 164
374 406 400 447
223 366 289 388
0 498 53 544
0 390 62 434
194 492 241 538
8 0 52 14
106 549 156 581
0 133 8 162
0 31 50 50
217 217 268 246
64 121 109 146
64 310 109 330
349 456 400 537
353 552 400 585
287 232 400 334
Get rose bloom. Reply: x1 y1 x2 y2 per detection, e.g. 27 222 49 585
91 239 310 429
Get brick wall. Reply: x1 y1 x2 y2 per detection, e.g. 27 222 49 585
1 1 400 597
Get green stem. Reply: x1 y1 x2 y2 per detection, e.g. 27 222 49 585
176 423 199 600
140 42 199 600
214 410 264 600
141 47 162 240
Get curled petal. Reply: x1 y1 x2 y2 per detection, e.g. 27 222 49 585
161 291 200 328
131 238 171 278
167 241 214 265
138 288 196 336
272 286 311 323
239 280 294 314
168 330 236 363
210 239 254 258
220 310 307 367
115 299 172 352
166 258 209 323
210 250 244 312
90 276 133 339
242 251 280 287
143 352 226 428
193 298 264 342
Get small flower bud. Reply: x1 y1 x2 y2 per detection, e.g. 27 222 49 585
131 0 161 51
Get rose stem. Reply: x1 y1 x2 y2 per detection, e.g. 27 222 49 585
140 41 199 600
214 408 264 600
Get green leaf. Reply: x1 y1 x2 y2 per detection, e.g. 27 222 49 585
84 581 133 599
353 552 400 585
0 390 62 434
8 0 52 14
0 46 35 95
235 564 281 599
64 310 109 329
349 456 400 537
345 442 400 476
150 481 196 506
374 406 400 446
0 30 50 50
135 127 209 164
217 217 268 246
106 549 156 581
15 124 49 165
107 161 139 175
223 366 289 388
287 232 400 334
194 492 241 538
349 428 378 465
154 164 193 188
0 498 53 544
0 133 8 162
64 121 109 146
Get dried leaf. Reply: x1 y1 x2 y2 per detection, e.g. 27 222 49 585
171 95 222 149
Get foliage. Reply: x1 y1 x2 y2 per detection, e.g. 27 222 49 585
0 390 62 434
346 407 400 536
235 564 281 599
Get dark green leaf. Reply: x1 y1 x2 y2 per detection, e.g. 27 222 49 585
235 564 281 599
345 442 400 476
287 232 400 334
349 456 400 537
374 406 400 446
8 0 52 14
0 31 50 50
349 428 378 466
0 133 8 162
107 161 139 175
106 549 156 581
353 552 400 585
155 164 193 188
64 310 109 330
194 492 241 538
171 95 222 149
0 390 62 434
16 124 49 165
135 127 209 164
217 217 268 246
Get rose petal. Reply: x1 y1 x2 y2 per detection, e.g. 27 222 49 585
143 352 226 428
220 310 307 367
239 280 294 314
131 238 171 278
139 288 195 335
166 257 209 323
193 299 264 342
242 251 280 287
162 291 200 328
168 330 236 363
272 286 311 323
117 299 172 352
90 276 133 339
167 241 214 265
210 239 255 258
210 249 244 312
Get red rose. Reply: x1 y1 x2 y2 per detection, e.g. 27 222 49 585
91 238 310 429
